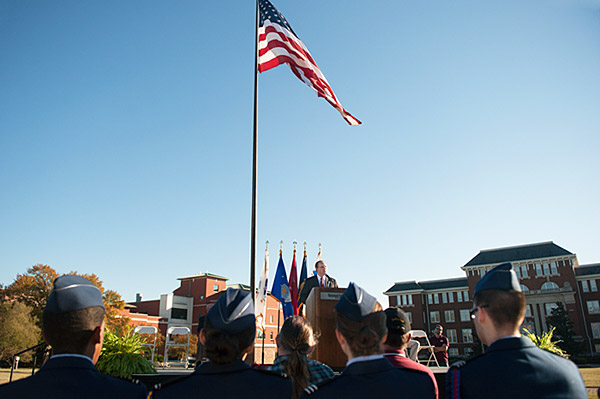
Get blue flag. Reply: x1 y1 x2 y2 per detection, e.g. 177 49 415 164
271 250 294 319
299 250 308 291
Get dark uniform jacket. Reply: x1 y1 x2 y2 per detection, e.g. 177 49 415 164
298 274 338 306
446 336 587 399
152 359 292 399
303 357 436 399
0 355 147 399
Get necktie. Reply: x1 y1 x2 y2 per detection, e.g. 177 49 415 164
321 277 324 287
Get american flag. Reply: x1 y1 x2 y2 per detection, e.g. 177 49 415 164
258 0 361 126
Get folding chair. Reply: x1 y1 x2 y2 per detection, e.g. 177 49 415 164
409 330 441 368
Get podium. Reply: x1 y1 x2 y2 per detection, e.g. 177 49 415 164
305 287 347 369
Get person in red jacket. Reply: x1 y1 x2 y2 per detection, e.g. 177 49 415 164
382 307 438 399
430 324 449 366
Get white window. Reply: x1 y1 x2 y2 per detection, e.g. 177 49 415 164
449 348 459 356
428 294 433 304
550 262 558 275
269 314 273 323
464 347 473 355
536 263 543 276
525 304 532 318
545 303 558 316
445 310 455 323
457 291 463 302
257 330 264 339
462 328 473 343
463 290 469 301
406 311 412 323
448 292 454 303
434 293 439 304
587 301 600 314
543 263 550 275
515 267 521 279
442 292 448 303
591 322 600 339
541 282 559 292
447 329 457 343
582 280 590 293
460 309 470 322
591 280 598 292
430 311 440 323
520 265 528 278
520 284 529 292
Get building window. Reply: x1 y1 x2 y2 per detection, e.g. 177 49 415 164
442 292 448 303
448 292 454 303
270 331 274 340
445 310 455 323
400 294 413 306
520 284 529 292
525 305 532 318
541 282 559 292
447 329 457 343
565 259 571 267
428 294 433 305
582 280 590 293
591 280 598 292
449 348 459 356
457 291 463 302
171 308 188 320
545 303 558 316
213 284 219 292
591 322 600 339
462 328 473 343
550 262 558 275
434 294 439 304
464 347 473 355
543 263 550 276
536 263 543 276
257 330 264 339
406 311 412 323
430 311 440 323
460 309 470 322
269 314 273 323
521 265 528 278
587 301 600 314
463 290 469 301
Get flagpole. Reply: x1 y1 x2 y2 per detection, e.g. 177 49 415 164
250 0 260 302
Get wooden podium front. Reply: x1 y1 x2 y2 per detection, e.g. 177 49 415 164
305 287 346 369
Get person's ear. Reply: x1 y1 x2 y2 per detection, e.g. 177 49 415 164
335 329 346 347
199 329 206 345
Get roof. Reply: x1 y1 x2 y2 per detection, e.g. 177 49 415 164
464 242 573 267
177 272 229 281
385 277 468 294
575 263 600 277
227 283 251 290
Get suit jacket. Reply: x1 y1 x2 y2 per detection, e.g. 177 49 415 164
0 356 147 399
298 274 338 306
383 349 438 399
446 336 586 399
303 357 436 399
152 359 292 399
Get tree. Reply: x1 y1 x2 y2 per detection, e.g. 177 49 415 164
0 302 41 364
546 302 581 356
3 264 58 324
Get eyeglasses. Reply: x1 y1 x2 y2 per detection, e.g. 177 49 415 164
469 304 489 320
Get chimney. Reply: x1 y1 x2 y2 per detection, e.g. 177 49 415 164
136 293 142 302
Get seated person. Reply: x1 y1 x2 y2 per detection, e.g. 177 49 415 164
0 275 147 399
304 283 436 399
153 288 292 399
269 316 334 398
381 307 438 399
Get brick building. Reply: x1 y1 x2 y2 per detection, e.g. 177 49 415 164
128 272 284 363
385 242 600 357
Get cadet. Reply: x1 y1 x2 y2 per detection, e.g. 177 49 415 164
304 283 436 399
446 263 587 399
152 288 292 399
0 275 147 399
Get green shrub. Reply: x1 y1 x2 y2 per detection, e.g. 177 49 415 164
96 326 156 379
523 327 568 358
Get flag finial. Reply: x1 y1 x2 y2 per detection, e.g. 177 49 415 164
293 240 297 251
265 240 269 250
280 240 284 252
303 241 307 252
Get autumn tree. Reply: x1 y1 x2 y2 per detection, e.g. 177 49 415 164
0 302 41 364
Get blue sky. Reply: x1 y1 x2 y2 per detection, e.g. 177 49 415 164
1 0 599 306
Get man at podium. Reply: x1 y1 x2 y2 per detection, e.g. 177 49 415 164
298 260 338 307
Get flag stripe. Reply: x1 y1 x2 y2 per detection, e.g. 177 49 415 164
258 1 361 126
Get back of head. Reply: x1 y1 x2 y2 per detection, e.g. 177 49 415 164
384 307 411 349
203 288 256 364
43 275 106 354
278 316 316 399
474 263 525 330
335 283 386 357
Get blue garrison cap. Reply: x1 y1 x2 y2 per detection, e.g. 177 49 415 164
474 262 521 296
207 288 255 334
45 275 105 313
335 282 378 321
